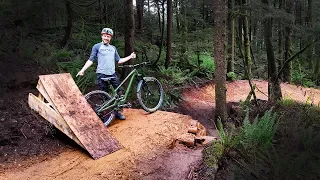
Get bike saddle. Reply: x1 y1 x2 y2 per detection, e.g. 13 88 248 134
101 77 115 81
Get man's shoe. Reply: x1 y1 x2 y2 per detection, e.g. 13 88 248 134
116 111 126 120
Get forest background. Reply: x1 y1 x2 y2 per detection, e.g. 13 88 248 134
1 0 320 179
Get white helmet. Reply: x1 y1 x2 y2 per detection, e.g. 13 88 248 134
101 28 113 36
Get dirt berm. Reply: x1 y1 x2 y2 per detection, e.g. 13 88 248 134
1 109 207 180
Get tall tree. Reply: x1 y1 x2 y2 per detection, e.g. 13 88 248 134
153 0 166 65
283 0 294 82
315 42 320 85
213 0 227 123
227 0 235 74
306 0 313 69
277 0 284 78
137 0 144 32
165 0 173 68
122 0 135 78
242 0 252 76
175 0 180 33
262 0 282 101
236 0 244 59
60 0 73 47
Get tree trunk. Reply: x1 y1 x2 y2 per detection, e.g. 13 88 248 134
237 0 244 58
277 0 283 79
122 0 135 78
60 0 72 48
283 0 294 82
181 0 187 55
175 0 180 33
202 0 205 29
262 0 282 102
227 0 235 74
315 42 320 86
153 0 165 66
157 1 162 33
306 0 313 69
137 0 144 32
243 0 252 77
192 0 197 31
165 0 173 68
213 0 227 123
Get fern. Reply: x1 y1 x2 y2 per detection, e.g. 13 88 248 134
238 107 278 151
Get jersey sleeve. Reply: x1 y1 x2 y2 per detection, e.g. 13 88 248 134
88 44 100 61
114 47 120 62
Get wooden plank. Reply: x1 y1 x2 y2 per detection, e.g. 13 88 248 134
38 73 122 159
37 80 59 112
28 93 84 148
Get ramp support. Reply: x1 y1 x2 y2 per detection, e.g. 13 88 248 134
28 73 122 159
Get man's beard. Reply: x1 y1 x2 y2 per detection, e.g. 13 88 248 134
103 39 109 44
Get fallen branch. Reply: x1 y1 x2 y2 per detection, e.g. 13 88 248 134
276 37 320 81
20 129 27 139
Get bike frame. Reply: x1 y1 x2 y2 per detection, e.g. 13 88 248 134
96 68 142 113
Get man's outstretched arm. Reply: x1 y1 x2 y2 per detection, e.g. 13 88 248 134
118 52 136 64
76 60 93 77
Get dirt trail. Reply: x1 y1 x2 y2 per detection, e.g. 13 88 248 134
179 80 320 136
1 79 320 180
183 80 320 106
1 109 204 180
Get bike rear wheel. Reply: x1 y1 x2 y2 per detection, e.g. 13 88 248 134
84 90 115 126
137 77 164 113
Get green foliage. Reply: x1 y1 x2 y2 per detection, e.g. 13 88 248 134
133 40 159 63
159 66 190 85
18 37 37 59
238 108 278 151
33 42 56 67
204 108 279 179
158 66 189 109
291 60 317 88
34 45 75 69
204 119 236 170
227 72 236 81
53 48 74 61
57 58 97 92
188 52 215 78
216 118 240 153
279 93 295 106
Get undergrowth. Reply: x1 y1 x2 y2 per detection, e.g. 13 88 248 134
203 102 320 180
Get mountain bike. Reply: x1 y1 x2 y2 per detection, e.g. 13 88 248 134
84 62 164 126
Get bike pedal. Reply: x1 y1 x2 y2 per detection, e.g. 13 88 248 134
122 103 132 108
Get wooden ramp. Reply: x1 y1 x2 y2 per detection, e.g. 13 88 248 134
28 73 122 159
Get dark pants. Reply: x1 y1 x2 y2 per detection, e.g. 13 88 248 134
97 73 120 93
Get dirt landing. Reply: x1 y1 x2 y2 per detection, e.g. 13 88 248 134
179 80 320 135
1 109 204 180
183 80 320 105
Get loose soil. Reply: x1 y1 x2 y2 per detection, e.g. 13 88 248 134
1 55 320 179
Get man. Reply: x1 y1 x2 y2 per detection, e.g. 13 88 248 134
77 27 136 121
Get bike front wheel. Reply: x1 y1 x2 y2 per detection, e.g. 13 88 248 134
137 77 164 113
84 90 115 126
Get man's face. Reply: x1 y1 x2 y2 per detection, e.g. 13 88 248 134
102 33 112 44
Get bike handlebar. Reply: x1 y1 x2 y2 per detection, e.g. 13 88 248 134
118 62 150 68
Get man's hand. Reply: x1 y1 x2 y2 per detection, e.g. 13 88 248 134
130 52 136 59
76 70 84 77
